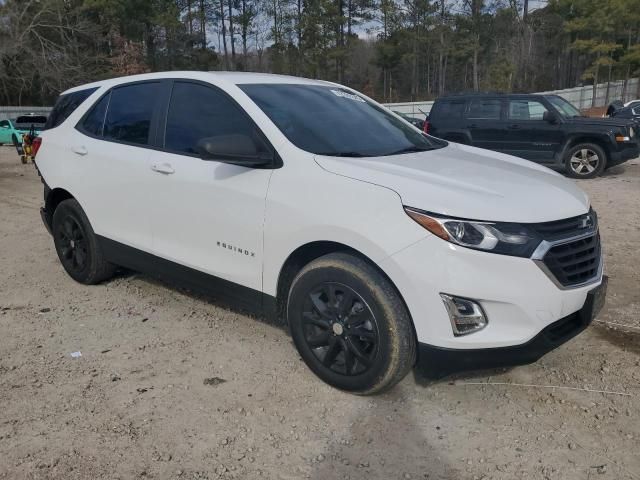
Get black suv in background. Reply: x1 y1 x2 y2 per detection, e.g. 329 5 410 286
425 93 639 179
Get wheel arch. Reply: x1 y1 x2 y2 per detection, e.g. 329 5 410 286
562 135 611 163
274 241 418 343
43 187 75 230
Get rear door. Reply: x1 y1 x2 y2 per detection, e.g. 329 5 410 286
504 98 563 162
147 80 274 295
73 81 162 251
465 98 508 152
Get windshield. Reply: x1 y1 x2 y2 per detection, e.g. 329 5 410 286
546 96 582 118
240 84 445 157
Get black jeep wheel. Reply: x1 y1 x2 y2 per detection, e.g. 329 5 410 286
564 143 606 179
52 199 116 284
287 252 416 394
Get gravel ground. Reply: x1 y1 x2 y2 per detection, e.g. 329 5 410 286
1 146 639 480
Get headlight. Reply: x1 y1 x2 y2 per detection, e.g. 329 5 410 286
404 207 541 257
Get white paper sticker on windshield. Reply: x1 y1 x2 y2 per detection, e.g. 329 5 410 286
330 89 366 103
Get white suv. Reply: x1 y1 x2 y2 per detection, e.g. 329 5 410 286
35 72 607 394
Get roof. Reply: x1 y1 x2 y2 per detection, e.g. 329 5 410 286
436 92 548 100
62 71 332 95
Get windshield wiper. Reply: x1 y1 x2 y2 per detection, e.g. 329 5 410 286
384 146 434 156
315 151 368 157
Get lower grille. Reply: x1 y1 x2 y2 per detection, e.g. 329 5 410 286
542 233 601 287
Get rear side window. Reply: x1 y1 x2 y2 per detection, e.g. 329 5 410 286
164 82 267 156
103 82 161 145
467 99 502 120
45 88 97 130
80 93 110 136
432 100 466 120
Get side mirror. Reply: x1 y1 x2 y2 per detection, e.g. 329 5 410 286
543 111 559 124
196 134 273 167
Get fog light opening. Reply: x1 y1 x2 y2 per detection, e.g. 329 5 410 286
440 294 488 336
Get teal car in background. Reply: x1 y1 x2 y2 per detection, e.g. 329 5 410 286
0 115 47 145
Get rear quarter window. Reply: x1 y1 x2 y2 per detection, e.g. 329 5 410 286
44 87 98 130
431 100 466 121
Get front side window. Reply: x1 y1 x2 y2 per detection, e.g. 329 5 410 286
0 120 9 129
467 99 502 120
240 84 444 157
508 100 548 120
103 82 161 145
164 82 268 157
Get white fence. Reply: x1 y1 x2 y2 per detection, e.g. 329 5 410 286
539 78 639 111
386 77 640 119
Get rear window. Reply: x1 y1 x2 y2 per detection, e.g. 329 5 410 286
44 87 98 130
431 99 466 120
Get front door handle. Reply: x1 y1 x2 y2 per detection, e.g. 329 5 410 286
151 163 175 175
467 124 478 129
72 145 88 156
507 124 520 130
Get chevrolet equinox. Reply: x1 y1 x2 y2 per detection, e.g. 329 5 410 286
35 72 607 394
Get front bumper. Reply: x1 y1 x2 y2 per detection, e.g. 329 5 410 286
415 276 606 378
380 232 605 351
609 141 639 167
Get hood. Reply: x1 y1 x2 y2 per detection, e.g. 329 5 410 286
314 143 590 223
566 116 632 128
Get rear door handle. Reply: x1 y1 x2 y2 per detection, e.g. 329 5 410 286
507 124 520 130
72 145 88 156
151 163 175 175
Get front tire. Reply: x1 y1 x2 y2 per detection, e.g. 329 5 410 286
564 143 606 179
52 199 116 284
287 252 416 394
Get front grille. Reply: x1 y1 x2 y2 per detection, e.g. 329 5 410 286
542 233 601 287
531 210 596 239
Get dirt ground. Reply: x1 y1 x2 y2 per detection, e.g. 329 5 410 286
0 146 639 480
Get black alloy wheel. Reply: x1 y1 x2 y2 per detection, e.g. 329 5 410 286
57 216 89 274
52 199 116 284
301 282 379 376
288 252 416 394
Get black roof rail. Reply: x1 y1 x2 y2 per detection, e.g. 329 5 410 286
435 91 548 101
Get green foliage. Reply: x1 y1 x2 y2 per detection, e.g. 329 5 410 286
2 0 640 104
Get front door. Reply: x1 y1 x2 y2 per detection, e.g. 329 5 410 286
148 80 273 296
0 120 12 144
503 99 563 162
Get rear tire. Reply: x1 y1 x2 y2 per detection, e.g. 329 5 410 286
287 252 416 395
52 199 116 284
564 143 606 179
